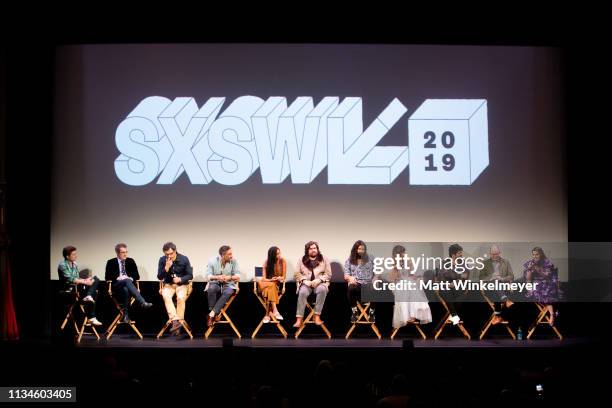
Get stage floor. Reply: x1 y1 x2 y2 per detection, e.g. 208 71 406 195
74 334 590 349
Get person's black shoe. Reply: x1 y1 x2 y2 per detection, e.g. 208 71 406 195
173 326 183 336
121 313 130 324
350 309 358 323
139 301 153 310
368 308 376 323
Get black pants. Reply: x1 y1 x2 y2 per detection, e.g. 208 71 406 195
80 276 101 318
207 282 236 314
112 279 144 311
484 289 510 312
440 288 469 316
347 283 375 310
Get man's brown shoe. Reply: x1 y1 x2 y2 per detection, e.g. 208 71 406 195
170 319 181 333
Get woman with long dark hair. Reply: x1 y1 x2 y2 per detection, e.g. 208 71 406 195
259 246 286 323
344 240 376 323
523 247 562 326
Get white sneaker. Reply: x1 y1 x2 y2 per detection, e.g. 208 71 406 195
274 312 283 321
82 295 95 303
263 316 271 324
89 317 103 326
449 315 461 326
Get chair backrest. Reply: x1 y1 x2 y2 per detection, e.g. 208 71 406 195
435 290 451 312
254 266 263 280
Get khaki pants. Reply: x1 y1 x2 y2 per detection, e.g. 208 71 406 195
162 283 190 320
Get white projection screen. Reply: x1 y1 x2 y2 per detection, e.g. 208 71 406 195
50 44 567 281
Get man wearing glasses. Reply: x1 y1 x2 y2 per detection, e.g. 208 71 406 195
105 243 153 324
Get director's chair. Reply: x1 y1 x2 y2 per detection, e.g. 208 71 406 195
526 273 563 340
432 290 471 340
251 267 287 338
59 284 80 334
479 290 515 340
157 280 194 339
105 280 144 340
527 302 563 340
391 320 427 340
58 283 101 343
295 296 332 339
204 282 241 339
345 301 381 339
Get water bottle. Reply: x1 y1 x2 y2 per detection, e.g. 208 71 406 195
517 327 523 340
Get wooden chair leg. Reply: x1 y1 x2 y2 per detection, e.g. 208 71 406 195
128 322 143 339
75 303 101 343
295 303 331 339
527 305 548 339
479 315 494 340
391 322 427 340
294 308 315 339
252 288 288 339
505 325 517 340
106 313 122 340
528 304 563 340
205 294 240 339
390 327 399 339
345 304 367 339
415 324 427 339
60 303 75 330
77 317 100 343
370 323 382 339
320 323 332 339
107 297 143 340
346 302 380 339
345 324 357 339
275 320 288 338
251 317 266 338
433 311 450 340
222 311 241 339
458 323 471 340
60 300 81 335
180 320 193 339
157 320 172 339
76 316 87 343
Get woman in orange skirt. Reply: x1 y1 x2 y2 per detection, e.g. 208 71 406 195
259 246 286 323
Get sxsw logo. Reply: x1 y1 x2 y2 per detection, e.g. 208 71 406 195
114 96 488 186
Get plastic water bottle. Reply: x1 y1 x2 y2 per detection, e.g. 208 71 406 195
517 327 523 340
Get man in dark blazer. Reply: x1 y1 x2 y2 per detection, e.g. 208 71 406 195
105 243 152 323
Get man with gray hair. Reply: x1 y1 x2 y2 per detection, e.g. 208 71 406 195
105 243 153 324
480 245 515 324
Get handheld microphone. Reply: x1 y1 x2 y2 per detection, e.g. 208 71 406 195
167 257 176 278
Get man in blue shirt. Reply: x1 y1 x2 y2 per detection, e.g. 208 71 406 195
205 245 240 327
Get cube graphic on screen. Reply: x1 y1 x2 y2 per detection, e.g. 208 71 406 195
408 99 488 185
